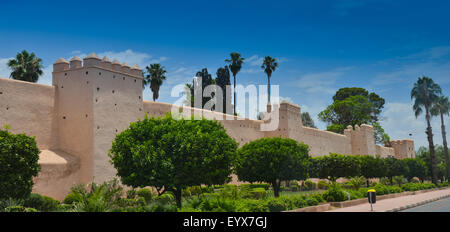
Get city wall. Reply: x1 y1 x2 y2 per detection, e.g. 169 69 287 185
0 53 415 200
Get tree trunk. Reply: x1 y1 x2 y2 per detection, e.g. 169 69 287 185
426 108 438 186
267 75 271 103
233 74 236 115
174 188 182 208
441 113 450 181
272 180 280 197
366 179 370 188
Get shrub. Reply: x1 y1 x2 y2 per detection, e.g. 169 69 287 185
63 192 82 205
439 182 450 188
240 183 270 190
23 194 59 212
305 197 319 206
309 193 325 203
247 188 267 199
235 199 269 212
55 204 73 212
126 189 137 199
348 176 366 190
0 127 41 200
70 179 124 212
322 183 347 202
155 193 175 205
144 202 178 212
266 198 289 212
304 180 316 191
318 180 329 190
137 188 153 204
40 196 60 212
0 198 24 212
23 193 44 210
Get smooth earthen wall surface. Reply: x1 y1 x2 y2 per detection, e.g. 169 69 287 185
0 78 58 150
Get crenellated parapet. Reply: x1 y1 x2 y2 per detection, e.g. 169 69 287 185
53 53 143 78
390 139 416 159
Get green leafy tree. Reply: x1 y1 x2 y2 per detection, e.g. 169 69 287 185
315 153 361 182
301 112 317 128
319 95 375 133
411 76 442 185
234 138 310 197
384 157 409 184
319 88 389 142
109 114 238 208
215 66 232 114
0 126 41 200
358 155 386 186
145 64 167 101
186 68 215 109
332 87 385 122
7 50 43 83
431 95 450 180
404 158 428 182
225 52 244 114
261 56 278 103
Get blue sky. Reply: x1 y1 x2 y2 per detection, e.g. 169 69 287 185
1 0 450 148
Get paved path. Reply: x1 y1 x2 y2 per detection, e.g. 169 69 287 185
401 197 450 212
327 188 450 212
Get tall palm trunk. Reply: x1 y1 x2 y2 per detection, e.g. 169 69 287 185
426 107 438 185
440 112 450 180
233 74 236 114
267 75 271 103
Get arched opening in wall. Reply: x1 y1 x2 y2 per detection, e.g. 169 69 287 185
112 90 115 94
113 75 116 79
123 77 125 80
6 107 9 110
0 91 3 94
64 73 67 76
99 72 101 76
85 114 88 118
61 86 64 88
97 87 100 92
63 116 66 119
87 81 89 84
95 98 98 103
97 126 100 130
85 71 89 76
139 96 141 100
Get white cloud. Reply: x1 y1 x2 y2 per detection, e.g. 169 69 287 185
380 102 448 149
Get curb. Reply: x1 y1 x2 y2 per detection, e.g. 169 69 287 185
385 193 450 212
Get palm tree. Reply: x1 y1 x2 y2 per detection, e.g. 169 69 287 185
7 50 43 83
145 64 167 101
225 52 244 115
411 76 442 185
431 95 450 180
261 56 278 103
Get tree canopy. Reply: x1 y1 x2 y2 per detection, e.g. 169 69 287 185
234 137 310 197
0 126 41 200
7 50 43 83
108 114 238 207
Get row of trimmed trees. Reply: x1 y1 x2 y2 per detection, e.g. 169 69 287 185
309 153 430 185
108 114 442 208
